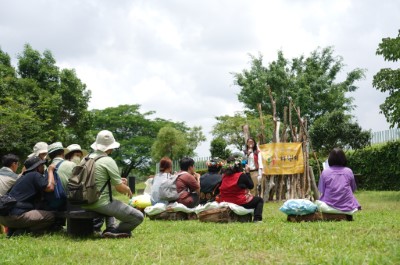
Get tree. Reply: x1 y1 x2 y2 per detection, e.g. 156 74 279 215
373 30 400 128
186 126 206 157
151 126 189 161
234 47 365 124
91 104 162 177
309 110 371 155
0 44 92 159
212 112 272 151
210 137 231 159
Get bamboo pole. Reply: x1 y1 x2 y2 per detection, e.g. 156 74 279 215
309 165 320 200
257 103 266 145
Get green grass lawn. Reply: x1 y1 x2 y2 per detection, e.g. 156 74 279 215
1 191 399 265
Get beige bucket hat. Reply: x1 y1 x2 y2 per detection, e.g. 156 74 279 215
91 130 120 152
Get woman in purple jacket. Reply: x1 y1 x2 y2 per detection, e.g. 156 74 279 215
317 148 361 214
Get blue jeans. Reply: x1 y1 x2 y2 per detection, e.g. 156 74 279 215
91 200 144 233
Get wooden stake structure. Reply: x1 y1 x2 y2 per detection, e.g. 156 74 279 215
257 86 320 201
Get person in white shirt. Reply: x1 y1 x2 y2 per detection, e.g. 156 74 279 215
244 138 264 197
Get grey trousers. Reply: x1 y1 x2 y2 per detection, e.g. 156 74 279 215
0 210 55 232
91 200 144 233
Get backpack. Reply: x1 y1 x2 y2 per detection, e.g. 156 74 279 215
0 194 17 216
43 160 67 210
158 172 185 201
67 155 111 205
47 160 66 199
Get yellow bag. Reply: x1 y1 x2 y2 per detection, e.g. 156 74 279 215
128 194 152 209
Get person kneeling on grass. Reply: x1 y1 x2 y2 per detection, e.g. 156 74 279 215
82 130 144 238
218 156 264 223
316 148 361 215
0 156 56 237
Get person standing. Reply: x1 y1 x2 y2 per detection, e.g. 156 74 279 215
0 154 20 195
244 138 264 197
83 130 144 238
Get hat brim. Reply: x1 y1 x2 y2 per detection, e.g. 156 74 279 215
90 142 120 152
48 148 68 155
25 160 46 173
28 149 48 158
65 149 88 158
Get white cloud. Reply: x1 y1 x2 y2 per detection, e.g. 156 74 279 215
1 0 398 157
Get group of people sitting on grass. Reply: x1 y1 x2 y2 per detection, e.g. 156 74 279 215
0 130 143 238
0 129 361 238
149 145 361 222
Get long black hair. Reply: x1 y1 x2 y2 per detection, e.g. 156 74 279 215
245 137 258 153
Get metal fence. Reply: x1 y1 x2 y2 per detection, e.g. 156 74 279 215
155 156 211 173
371 128 400 144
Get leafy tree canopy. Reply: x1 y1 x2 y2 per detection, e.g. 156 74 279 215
0 44 92 158
210 137 231 159
151 126 189 161
233 47 365 124
373 30 400 128
90 104 157 177
309 110 371 155
212 111 272 151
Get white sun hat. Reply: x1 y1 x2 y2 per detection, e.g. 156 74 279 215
28 142 48 158
65 144 89 158
91 130 120 152
48 142 67 155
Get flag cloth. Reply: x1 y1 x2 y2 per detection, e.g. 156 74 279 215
259 143 304 175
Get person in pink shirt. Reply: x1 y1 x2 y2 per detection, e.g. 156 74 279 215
318 148 361 214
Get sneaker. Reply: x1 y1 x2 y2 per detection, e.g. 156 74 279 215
101 228 131 239
253 220 263 223
102 231 131 239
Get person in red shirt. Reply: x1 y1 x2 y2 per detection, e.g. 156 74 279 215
176 157 200 208
219 156 264 222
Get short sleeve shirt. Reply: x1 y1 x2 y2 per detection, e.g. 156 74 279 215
83 151 122 209
50 157 74 191
9 171 48 204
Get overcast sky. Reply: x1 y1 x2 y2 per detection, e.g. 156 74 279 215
0 0 398 156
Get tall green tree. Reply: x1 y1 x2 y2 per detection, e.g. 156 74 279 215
17 44 92 143
210 137 231 159
373 30 400 128
151 126 189 161
234 47 365 123
309 110 371 155
0 44 92 159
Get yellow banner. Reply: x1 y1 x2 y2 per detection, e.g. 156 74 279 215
259 143 304 175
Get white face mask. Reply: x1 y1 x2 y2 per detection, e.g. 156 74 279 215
71 156 82 165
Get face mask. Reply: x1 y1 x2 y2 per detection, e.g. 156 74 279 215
71 156 82 165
